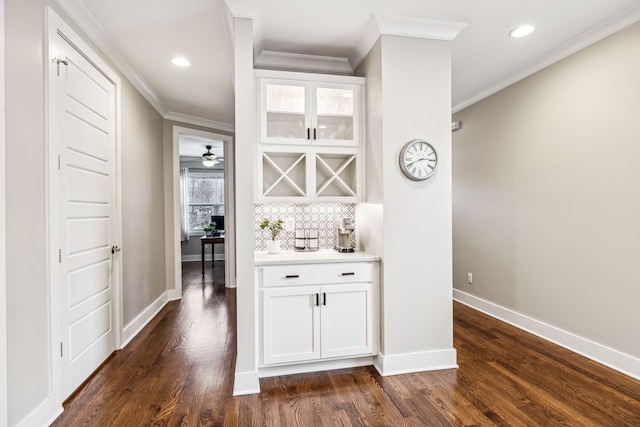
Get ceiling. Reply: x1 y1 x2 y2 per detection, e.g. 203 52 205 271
179 134 224 160
58 0 640 128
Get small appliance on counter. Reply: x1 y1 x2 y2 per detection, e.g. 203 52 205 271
294 228 319 252
335 218 355 253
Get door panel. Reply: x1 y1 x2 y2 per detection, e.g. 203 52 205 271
57 34 117 398
321 282 374 359
262 286 320 364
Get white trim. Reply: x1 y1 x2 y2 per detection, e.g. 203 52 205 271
14 399 63 427
232 370 260 396
254 68 365 85
0 0 7 424
350 15 468 72
452 5 640 113
45 6 123 416
259 356 374 378
453 289 640 381
373 349 458 377
181 254 225 262
171 126 237 293
254 51 353 75
120 292 170 348
164 111 234 133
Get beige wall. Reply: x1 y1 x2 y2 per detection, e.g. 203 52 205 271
5 1 166 424
121 79 166 325
453 22 640 359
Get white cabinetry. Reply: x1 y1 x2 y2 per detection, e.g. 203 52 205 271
259 77 362 146
259 261 377 368
255 70 365 202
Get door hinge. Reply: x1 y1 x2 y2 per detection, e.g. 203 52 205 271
60 342 63 357
54 58 69 77
58 249 62 263
58 155 61 170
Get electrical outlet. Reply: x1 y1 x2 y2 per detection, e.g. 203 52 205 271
284 217 295 233
467 272 473 284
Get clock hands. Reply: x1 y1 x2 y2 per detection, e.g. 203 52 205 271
406 157 435 167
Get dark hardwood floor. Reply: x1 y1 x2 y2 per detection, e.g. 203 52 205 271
52 261 640 426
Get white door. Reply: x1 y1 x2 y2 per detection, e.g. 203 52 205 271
55 35 118 398
262 286 320 364
321 283 374 359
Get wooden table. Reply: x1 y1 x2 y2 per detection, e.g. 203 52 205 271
201 235 225 277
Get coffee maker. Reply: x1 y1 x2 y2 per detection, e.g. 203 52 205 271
335 218 355 253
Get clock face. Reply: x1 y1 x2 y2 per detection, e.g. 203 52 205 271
399 139 438 181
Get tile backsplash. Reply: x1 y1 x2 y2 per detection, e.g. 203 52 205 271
255 203 355 251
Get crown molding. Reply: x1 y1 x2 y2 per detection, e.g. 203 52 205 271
254 51 353 75
351 15 468 71
54 0 169 117
164 111 235 133
452 4 640 113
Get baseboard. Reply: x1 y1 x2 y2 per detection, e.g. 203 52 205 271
232 370 260 396
167 289 182 301
121 291 170 348
259 356 374 378
181 254 225 262
374 348 458 377
14 396 62 427
453 289 640 381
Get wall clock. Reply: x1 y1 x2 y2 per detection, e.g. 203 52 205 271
399 139 438 181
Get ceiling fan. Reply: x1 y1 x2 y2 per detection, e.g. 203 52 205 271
202 145 224 167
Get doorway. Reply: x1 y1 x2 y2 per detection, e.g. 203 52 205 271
171 126 236 296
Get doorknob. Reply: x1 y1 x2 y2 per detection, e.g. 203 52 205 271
111 245 121 254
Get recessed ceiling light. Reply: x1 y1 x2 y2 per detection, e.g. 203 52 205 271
171 57 191 67
509 25 535 38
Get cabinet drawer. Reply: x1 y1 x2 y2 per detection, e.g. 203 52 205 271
261 262 373 287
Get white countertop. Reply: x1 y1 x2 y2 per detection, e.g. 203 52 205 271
254 249 380 266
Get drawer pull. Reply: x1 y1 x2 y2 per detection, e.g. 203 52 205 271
285 274 300 279
341 272 355 276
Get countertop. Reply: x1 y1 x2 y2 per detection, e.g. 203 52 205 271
254 249 380 266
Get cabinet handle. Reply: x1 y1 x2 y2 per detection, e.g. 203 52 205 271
313 128 317 140
322 293 327 306
341 272 355 276
285 274 299 279
307 128 310 140
314 293 319 306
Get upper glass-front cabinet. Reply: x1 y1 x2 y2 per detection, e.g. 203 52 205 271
259 76 362 146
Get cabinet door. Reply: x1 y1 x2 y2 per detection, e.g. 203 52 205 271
260 79 310 145
311 83 360 147
320 282 374 359
263 286 320 364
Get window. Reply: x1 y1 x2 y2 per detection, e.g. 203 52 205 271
188 170 224 232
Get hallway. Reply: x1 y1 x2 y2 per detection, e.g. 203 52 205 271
52 261 640 426
52 261 236 425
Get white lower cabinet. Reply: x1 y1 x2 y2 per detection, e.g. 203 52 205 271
260 262 377 367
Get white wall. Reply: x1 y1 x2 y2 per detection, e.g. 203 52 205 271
232 17 259 395
453 22 640 374
356 35 456 374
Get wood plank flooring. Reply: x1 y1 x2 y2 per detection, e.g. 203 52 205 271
52 261 640 426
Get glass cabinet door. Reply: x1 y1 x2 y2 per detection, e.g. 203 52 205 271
313 84 356 144
263 81 308 142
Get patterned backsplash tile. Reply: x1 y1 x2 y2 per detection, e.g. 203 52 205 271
255 203 356 251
